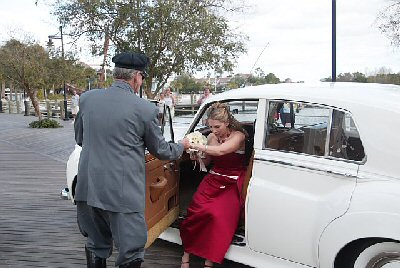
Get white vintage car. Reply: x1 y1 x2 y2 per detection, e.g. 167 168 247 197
67 82 400 268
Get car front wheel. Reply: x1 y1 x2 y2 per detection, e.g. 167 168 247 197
350 241 400 268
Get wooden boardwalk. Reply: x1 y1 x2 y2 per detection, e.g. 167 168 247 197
0 114 251 268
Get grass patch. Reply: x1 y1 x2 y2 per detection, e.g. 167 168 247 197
29 119 63 128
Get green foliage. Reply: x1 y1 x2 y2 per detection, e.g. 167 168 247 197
53 0 247 97
0 39 49 92
0 39 50 119
367 73 400 85
0 38 96 119
227 80 239 89
246 72 280 85
377 1 400 47
230 74 247 88
321 70 400 85
171 74 205 93
335 72 367 83
320 72 367 83
265 73 281 84
37 89 45 100
29 119 63 128
47 94 65 100
46 48 97 91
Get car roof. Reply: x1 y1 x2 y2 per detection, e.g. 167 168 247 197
203 82 400 179
208 82 400 113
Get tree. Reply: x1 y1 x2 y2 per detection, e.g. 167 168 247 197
321 72 367 83
367 72 400 85
52 0 247 98
170 73 204 94
320 70 400 84
229 74 246 89
352 72 367 83
0 39 49 119
265 73 280 84
377 1 400 47
254 67 265 77
0 38 97 119
47 44 97 92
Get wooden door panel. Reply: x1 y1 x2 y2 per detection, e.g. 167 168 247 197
144 154 180 248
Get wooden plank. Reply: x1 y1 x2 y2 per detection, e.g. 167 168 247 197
0 114 252 267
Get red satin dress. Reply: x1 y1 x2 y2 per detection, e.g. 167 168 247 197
180 151 247 264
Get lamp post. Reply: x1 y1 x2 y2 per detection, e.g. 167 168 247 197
23 89 29 116
0 91 2 113
49 26 69 120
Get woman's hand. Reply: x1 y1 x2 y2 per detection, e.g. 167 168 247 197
189 143 198 151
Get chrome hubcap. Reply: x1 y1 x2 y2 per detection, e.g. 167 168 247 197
367 253 400 268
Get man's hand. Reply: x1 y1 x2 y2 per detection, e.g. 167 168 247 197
180 137 190 150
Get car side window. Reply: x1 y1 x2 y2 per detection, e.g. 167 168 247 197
329 110 365 161
194 100 259 134
265 101 330 156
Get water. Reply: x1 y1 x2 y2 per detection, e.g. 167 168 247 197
162 115 196 142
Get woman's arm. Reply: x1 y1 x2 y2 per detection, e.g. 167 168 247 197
192 131 245 156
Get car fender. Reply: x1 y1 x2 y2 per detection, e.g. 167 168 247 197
318 180 400 268
66 144 82 204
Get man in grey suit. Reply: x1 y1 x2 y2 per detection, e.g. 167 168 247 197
74 52 190 268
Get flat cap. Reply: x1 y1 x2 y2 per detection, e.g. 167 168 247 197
112 52 149 75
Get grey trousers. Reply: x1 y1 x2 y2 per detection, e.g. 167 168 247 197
77 201 147 266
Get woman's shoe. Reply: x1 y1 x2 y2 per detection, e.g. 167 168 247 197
181 261 189 268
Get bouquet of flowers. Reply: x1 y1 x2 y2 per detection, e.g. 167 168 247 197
185 131 208 171
186 131 207 153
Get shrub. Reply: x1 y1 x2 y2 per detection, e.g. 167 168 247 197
29 119 63 128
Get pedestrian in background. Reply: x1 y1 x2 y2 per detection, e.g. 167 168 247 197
197 87 212 105
157 91 166 125
164 87 176 119
71 90 80 123
74 51 190 268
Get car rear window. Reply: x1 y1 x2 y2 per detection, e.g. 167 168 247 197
264 101 365 162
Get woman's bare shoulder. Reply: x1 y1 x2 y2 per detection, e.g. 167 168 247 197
231 130 245 139
207 132 217 141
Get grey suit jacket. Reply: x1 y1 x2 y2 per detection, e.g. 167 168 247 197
74 81 184 213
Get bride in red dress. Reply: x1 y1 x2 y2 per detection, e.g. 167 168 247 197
180 103 248 268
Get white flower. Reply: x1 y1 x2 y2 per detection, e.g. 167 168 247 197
185 131 208 170
186 131 207 146
185 131 207 157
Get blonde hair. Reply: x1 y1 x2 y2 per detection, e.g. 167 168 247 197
206 102 247 136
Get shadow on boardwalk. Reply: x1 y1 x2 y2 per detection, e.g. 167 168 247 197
0 114 252 268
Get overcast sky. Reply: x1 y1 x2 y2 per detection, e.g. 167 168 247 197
0 0 399 82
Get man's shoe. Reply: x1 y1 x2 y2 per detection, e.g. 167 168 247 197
119 259 142 268
85 246 106 268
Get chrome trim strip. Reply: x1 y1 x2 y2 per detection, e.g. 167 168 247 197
324 108 333 157
253 157 359 178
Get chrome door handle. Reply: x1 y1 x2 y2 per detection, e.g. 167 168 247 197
163 162 175 171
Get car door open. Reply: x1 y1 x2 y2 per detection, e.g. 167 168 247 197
144 105 180 247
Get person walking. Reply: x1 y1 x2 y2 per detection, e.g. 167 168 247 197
163 87 176 119
71 90 80 123
157 92 166 125
74 51 190 268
